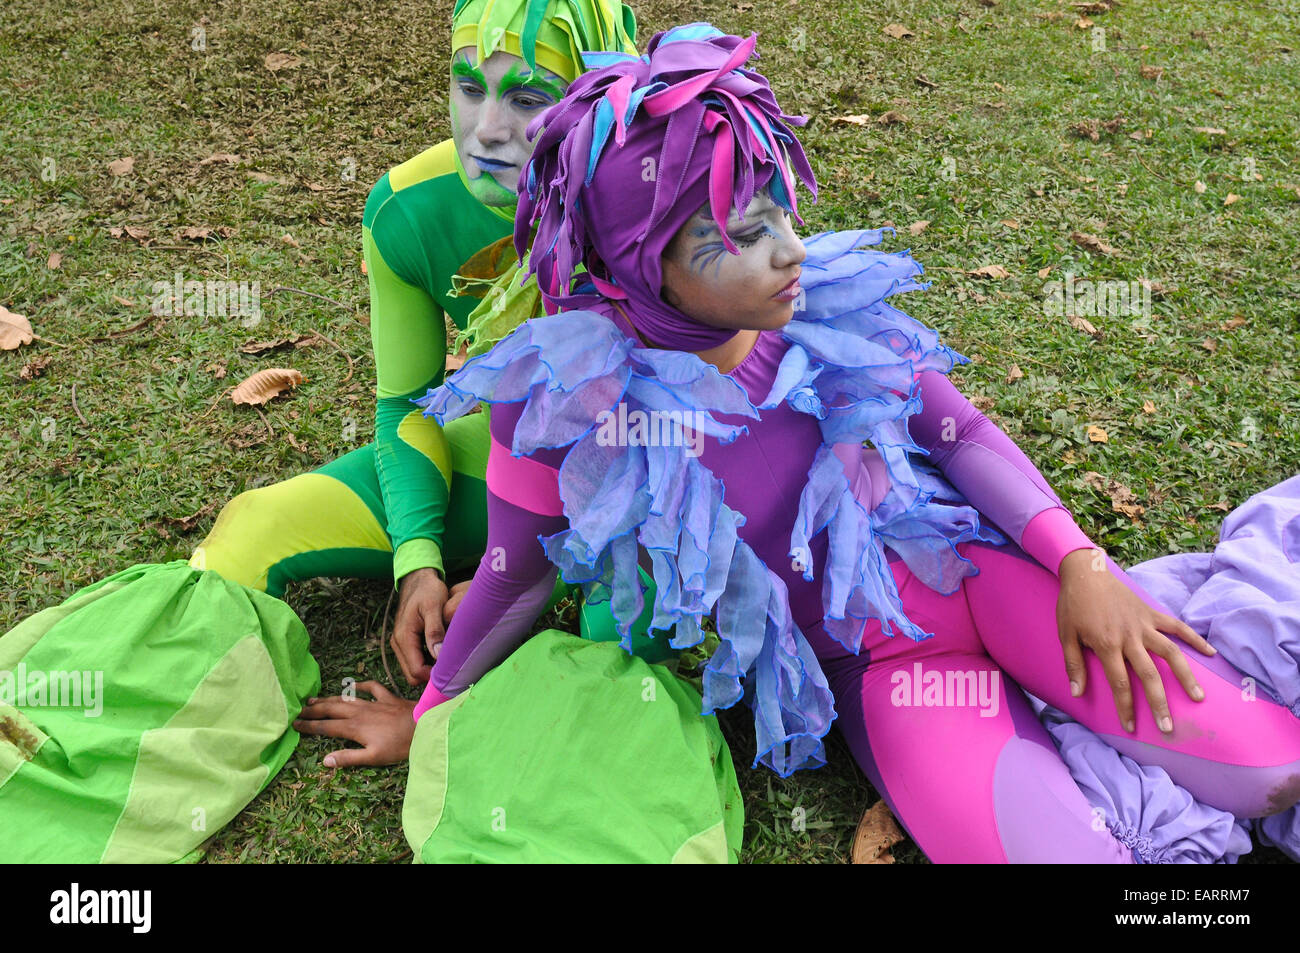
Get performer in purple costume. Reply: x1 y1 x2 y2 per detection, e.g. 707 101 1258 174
410 24 1300 862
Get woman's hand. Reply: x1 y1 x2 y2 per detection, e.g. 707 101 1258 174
1056 548 1217 734
293 681 416 768
392 568 448 685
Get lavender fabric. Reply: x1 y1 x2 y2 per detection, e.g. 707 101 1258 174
515 23 817 349
1022 473 1300 861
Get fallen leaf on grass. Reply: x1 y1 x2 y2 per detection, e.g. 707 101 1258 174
1070 231 1117 255
19 355 52 380
206 360 227 379
1207 500 1231 512
281 233 300 248
112 295 135 307
164 500 218 532
1068 315 1101 337
969 264 1011 279
1037 266 1054 279
831 114 875 126
1000 219 1020 229
179 226 212 240
970 395 995 412
1006 364 1024 383
877 110 909 126
0 305 34 350
1139 65 1164 80
883 23 914 39
908 220 930 236
1193 126 1227 136
1075 16 1094 29
303 181 326 192
47 252 62 270
1086 425 1109 443
1223 193 1240 206
1201 338 1218 352
1194 180 1207 193
852 800 906 864
238 335 314 354
231 367 303 405
1084 471 1145 518
108 156 135 176
198 152 241 166
1142 400 1156 414
1222 316 1247 330
264 52 302 71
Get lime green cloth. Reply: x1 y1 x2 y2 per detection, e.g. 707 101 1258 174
0 561 319 863
403 629 742 863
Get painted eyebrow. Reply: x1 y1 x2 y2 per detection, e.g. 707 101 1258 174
499 63 565 101
685 197 781 238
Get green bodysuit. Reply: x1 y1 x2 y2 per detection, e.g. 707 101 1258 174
192 140 505 596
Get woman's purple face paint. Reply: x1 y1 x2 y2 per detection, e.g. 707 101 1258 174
660 188 807 332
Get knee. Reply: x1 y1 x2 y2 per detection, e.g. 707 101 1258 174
190 485 286 589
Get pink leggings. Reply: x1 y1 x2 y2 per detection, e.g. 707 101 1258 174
809 542 1300 863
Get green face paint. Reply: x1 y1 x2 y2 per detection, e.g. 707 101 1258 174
449 47 568 208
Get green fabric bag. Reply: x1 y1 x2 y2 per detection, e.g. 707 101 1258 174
0 560 319 863
403 629 743 863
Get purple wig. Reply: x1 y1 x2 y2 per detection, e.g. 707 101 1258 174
514 23 819 350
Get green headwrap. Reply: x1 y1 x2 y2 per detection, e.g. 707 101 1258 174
451 0 638 84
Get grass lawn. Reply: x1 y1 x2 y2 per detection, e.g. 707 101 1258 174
2 0 1296 863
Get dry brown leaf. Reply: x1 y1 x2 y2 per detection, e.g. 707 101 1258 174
108 156 135 176
1223 193 1240 206
1006 364 1024 384
1194 180 1207 194
264 52 303 71
0 305 34 350
206 360 228 379
1075 16 1094 29
239 336 307 355
19 355 52 381
908 220 930 236
970 395 995 412
247 171 278 184
1222 317 1247 330
231 367 304 405
360 259 368 276
179 226 212 240
883 23 914 39
1207 500 1231 512
1201 338 1218 352
1037 266 1054 279
1070 120 1101 142
969 264 1011 279
1087 425 1109 443
1142 400 1156 414
1070 231 1117 255
831 114 874 126
281 233 300 248
1000 219 1020 229
199 152 241 166
1193 126 1226 135
47 252 62 270
852 800 906 864
304 181 326 192
1140 65 1164 80
1068 315 1101 337
878 110 909 125
164 500 218 532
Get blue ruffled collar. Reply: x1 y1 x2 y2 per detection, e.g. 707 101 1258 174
417 227 1004 775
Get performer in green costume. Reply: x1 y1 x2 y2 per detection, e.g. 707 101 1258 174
191 0 640 703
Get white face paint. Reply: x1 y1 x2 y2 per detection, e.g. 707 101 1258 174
660 187 807 332
449 46 568 206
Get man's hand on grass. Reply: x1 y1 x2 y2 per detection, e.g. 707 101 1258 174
293 681 416 768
